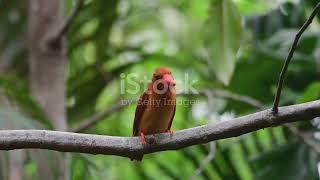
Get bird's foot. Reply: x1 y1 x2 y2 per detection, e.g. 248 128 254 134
166 130 174 134
140 132 147 145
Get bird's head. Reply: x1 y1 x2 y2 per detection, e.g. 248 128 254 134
150 67 176 95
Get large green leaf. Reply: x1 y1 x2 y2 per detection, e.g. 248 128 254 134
297 81 320 103
233 0 298 16
204 0 242 85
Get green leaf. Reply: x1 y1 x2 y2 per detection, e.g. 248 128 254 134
204 0 242 85
233 0 299 16
233 0 273 16
297 82 320 103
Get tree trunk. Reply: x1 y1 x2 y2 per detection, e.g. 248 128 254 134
28 1 68 179
0 92 25 180
28 0 66 131
8 150 24 180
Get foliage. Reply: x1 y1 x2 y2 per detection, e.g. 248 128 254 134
0 0 319 179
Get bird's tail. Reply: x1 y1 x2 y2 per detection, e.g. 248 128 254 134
130 154 144 162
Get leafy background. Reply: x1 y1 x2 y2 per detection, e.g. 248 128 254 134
0 0 320 179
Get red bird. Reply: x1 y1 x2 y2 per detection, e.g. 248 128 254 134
132 67 176 161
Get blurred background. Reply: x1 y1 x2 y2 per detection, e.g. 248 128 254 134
0 0 319 179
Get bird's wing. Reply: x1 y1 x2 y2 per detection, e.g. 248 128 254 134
133 91 149 136
167 102 176 130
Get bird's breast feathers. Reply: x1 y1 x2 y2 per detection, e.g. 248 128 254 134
139 95 175 134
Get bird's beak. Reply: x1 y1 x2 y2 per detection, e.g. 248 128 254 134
162 74 176 86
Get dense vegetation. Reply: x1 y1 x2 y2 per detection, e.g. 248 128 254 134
0 0 319 179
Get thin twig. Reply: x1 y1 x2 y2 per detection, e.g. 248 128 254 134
284 124 320 153
181 89 264 108
189 90 216 179
70 101 130 133
209 90 264 108
0 100 319 158
49 0 85 43
189 149 215 180
272 1 320 113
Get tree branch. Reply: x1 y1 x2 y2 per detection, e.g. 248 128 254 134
190 144 215 180
70 101 128 133
272 1 320 113
0 100 319 159
49 0 85 44
198 89 264 108
284 124 320 153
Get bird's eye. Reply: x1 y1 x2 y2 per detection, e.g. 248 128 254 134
155 75 161 79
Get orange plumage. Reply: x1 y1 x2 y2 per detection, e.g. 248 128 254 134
132 67 176 161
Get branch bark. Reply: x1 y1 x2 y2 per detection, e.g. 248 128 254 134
0 100 319 159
